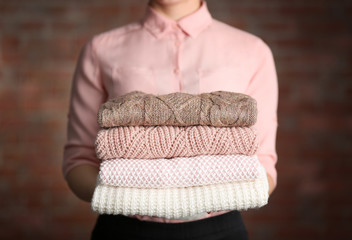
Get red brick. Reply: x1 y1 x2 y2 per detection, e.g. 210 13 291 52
51 21 78 32
299 113 348 131
0 4 18 16
278 6 327 16
45 6 69 16
84 5 120 17
18 21 45 31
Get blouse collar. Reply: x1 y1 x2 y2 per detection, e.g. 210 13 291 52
143 1 212 39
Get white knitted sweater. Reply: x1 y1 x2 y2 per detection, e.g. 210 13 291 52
91 164 269 219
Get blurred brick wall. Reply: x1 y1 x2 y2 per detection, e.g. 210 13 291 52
0 0 351 239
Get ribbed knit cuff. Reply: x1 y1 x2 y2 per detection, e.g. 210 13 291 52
91 164 269 219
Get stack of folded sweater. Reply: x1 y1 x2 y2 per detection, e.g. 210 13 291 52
91 91 269 219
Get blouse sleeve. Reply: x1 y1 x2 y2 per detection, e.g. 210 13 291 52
62 38 107 179
246 39 279 187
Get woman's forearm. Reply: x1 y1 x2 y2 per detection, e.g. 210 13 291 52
66 165 99 202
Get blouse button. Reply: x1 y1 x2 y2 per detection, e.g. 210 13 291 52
174 68 180 75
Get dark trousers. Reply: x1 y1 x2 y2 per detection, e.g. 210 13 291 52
91 211 248 240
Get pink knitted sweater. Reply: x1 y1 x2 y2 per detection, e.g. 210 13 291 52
100 154 260 188
95 126 258 160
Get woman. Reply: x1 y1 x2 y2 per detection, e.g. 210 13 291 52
63 0 278 239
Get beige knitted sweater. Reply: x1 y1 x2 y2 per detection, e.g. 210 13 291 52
98 91 257 127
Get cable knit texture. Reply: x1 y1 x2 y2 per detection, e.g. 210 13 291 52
95 126 258 160
91 163 269 219
100 155 260 188
97 91 257 127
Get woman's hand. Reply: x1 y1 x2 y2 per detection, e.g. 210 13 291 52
267 174 275 195
66 165 99 202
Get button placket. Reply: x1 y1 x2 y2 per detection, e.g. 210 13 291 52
175 40 181 47
173 28 184 91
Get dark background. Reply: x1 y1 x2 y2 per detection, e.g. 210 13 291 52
0 0 351 239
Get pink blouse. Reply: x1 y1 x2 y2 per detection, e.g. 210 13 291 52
63 1 278 223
